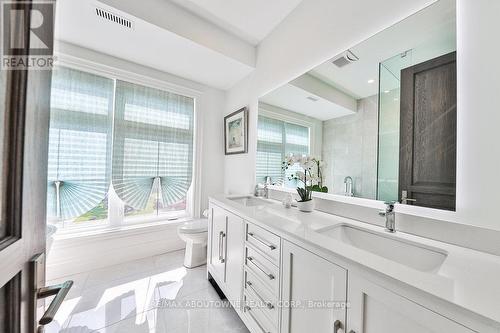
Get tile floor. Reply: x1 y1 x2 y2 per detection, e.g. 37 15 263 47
45 250 249 333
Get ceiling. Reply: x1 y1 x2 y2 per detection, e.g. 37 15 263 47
168 0 303 45
261 83 355 121
55 0 258 90
260 0 456 120
309 0 456 99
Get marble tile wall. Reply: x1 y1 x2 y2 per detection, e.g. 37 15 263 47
322 95 378 199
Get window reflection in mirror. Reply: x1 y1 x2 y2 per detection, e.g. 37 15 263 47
256 0 457 211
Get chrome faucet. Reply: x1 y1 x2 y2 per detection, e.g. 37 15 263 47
263 183 269 199
379 201 396 233
254 177 272 199
344 176 353 197
254 184 267 198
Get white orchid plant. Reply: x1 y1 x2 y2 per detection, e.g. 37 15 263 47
282 154 328 202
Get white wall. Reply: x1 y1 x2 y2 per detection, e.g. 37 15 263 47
456 0 500 230
224 0 500 231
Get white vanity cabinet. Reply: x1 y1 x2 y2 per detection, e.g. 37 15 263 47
207 199 496 333
208 203 245 306
281 240 348 333
347 274 476 333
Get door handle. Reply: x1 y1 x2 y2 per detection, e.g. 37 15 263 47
401 190 417 205
220 232 226 263
37 280 73 325
218 231 223 262
334 320 344 333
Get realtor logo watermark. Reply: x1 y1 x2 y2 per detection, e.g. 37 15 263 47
1 1 55 70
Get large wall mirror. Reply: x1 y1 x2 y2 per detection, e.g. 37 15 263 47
256 0 457 211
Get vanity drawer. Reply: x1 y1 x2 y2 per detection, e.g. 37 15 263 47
244 293 277 333
246 222 281 265
245 246 280 295
244 269 279 326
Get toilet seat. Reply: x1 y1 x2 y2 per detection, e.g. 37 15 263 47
178 219 208 234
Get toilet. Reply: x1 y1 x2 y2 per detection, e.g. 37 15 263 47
178 219 208 268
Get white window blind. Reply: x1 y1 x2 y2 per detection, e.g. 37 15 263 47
256 115 310 184
111 80 194 212
47 67 114 220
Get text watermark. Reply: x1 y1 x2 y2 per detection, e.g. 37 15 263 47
1 1 55 70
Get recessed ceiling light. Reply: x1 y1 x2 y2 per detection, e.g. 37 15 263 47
394 98 399 101
367 79 375 84
384 90 390 94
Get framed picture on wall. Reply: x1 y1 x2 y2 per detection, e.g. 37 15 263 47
224 107 249 155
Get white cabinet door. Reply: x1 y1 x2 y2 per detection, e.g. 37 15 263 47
281 240 348 333
209 204 227 284
224 211 245 306
347 274 476 333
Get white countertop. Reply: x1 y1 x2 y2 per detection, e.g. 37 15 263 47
210 194 500 326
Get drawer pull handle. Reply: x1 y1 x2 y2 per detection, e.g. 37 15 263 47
247 256 275 280
248 232 276 250
244 306 271 333
246 281 274 309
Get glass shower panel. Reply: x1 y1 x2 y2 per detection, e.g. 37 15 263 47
377 51 413 202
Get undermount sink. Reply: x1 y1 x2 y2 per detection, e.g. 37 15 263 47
229 196 273 207
318 224 448 273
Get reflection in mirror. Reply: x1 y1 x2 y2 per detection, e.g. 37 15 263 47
256 0 457 211
0 68 5 239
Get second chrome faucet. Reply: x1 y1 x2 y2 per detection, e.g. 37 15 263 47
379 201 396 233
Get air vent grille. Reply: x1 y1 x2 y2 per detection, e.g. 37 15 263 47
95 7 133 29
332 50 359 68
332 57 350 68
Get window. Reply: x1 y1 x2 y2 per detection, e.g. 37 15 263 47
256 115 310 186
47 67 113 223
112 80 194 221
47 66 195 229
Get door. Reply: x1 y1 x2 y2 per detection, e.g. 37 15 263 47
209 204 227 284
224 211 244 305
0 0 55 332
347 274 475 333
399 51 457 211
281 240 347 333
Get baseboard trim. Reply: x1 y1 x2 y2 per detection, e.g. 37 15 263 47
47 222 185 280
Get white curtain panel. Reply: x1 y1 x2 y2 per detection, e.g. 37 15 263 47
111 80 194 210
47 67 113 220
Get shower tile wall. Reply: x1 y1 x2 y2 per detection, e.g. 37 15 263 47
322 95 378 198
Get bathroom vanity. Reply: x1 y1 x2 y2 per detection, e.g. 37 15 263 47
207 195 500 333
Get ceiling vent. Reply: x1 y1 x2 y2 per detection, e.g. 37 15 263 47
306 96 319 102
95 7 133 29
332 50 359 68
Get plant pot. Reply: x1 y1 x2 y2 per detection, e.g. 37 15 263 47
296 199 315 212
